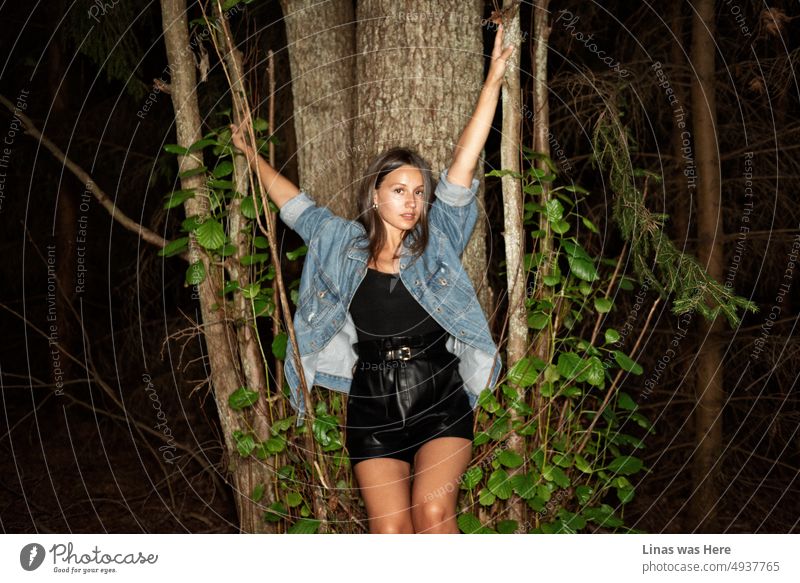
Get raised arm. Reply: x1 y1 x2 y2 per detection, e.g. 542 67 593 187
447 24 514 188
230 121 300 209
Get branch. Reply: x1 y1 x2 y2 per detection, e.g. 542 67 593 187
0 93 185 259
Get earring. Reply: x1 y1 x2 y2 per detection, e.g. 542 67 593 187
372 201 378 210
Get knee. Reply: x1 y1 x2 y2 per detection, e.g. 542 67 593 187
370 519 414 534
413 502 454 534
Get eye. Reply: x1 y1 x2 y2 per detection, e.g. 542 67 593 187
415 190 424 197
394 188 404 194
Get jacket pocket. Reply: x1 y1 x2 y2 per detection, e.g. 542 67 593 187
297 271 339 325
425 261 474 313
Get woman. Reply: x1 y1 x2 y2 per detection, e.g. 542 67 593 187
231 25 513 534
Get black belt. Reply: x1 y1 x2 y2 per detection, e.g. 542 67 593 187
354 331 451 362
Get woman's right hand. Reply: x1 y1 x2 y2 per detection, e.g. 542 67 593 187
230 121 252 153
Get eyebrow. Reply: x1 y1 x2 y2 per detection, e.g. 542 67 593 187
389 183 424 188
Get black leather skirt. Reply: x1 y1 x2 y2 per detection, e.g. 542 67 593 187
345 339 474 466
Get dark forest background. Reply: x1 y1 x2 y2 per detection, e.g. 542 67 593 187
1 0 798 534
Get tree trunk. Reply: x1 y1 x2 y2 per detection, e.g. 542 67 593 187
531 0 553 470
690 0 723 533
160 0 276 533
498 0 527 531
278 0 356 220
354 0 491 310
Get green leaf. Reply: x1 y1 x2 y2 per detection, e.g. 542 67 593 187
287 518 320 534
461 466 483 490
557 352 583 379
188 138 217 152
241 283 260 299
584 356 606 387
158 236 189 257
487 469 513 499
229 386 259 410
583 505 624 528
617 487 635 504
457 513 482 534
235 433 255 457
604 328 620 344
613 350 644 375
510 473 537 498
272 332 288 360
285 491 303 508
178 165 207 179
552 453 573 468
574 454 593 474
240 196 263 219
575 484 593 505
617 391 638 411
252 484 265 502
185 261 206 285
607 455 644 475
163 144 189 155
241 253 268 265
263 501 287 523
498 450 524 468
542 465 571 488
527 311 549 330
195 219 225 249
253 235 269 249
543 274 561 286
581 216 600 233
486 168 523 179
594 297 613 313
508 357 541 387
163 189 196 209
252 117 269 131
478 488 496 506
551 219 570 234
561 239 598 282
286 245 308 261
212 161 234 178
545 198 564 222
563 184 589 194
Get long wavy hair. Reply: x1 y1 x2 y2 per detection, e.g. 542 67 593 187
355 147 433 266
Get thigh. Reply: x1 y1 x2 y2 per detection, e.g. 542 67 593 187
352 457 414 533
410 437 473 530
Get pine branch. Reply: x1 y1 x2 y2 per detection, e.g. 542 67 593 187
592 106 758 327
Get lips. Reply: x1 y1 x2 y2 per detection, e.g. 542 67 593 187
401 213 416 220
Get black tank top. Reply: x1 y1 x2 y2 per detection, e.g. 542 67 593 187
349 268 447 342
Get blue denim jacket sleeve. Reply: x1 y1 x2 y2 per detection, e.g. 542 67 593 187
278 191 349 245
430 167 480 255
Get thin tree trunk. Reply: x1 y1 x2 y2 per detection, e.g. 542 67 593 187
354 0 491 310
690 0 723 533
531 0 553 464
160 0 275 533
499 0 527 531
213 1 331 530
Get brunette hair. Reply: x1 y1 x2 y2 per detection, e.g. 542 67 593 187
355 147 433 266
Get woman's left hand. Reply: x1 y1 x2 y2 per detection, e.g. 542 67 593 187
486 23 515 86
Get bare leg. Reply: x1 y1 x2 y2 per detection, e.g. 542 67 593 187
352 457 414 533
410 437 473 534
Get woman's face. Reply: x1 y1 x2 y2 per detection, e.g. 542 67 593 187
373 165 424 236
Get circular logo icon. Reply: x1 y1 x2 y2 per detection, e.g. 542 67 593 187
20 543 46 571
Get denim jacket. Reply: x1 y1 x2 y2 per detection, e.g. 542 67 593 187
278 168 503 427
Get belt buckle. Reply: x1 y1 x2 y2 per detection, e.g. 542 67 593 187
386 346 412 361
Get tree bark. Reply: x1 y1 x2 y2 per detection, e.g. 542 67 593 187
354 0 492 310
690 0 723 533
499 0 527 531
278 0 356 221
160 0 276 533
